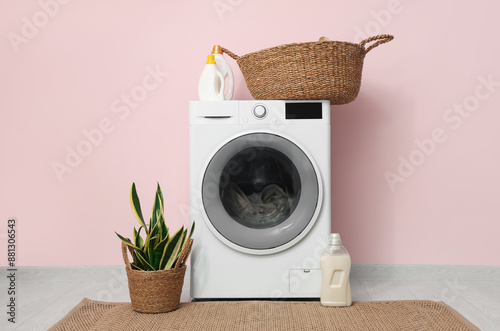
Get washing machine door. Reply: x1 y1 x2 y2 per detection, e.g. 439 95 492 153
202 132 321 254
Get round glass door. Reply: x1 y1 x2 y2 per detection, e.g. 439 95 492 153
202 133 320 252
220 146 300 229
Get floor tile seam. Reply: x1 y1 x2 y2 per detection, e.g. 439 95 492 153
13 280 85 330
399 280 429 301
356 279 375 300
457 291 500 328
353 279 374 301
439 291 500 330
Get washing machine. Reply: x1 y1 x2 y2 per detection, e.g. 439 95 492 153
189 100 331 299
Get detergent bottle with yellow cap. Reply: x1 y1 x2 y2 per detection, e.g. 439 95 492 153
198 54 225 101
212 45 234 100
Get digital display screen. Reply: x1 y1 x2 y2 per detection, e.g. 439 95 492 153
285 102 322 119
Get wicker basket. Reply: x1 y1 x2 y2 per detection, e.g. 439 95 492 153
221 34 393 105
122 238 193 313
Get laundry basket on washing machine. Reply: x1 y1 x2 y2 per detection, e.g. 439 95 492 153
221 34 394 104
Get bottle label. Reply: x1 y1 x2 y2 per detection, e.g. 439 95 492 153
329 270 344 288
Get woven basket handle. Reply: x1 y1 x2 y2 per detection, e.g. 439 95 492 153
359 34 394 53
220 47 239 60
121 240 134 272
175 238 193 269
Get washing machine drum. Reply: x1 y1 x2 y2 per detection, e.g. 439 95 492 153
202 133 320 252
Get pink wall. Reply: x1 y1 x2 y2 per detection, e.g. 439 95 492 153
1 1 499 266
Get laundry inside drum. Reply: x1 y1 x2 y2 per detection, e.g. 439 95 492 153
219 147 301 229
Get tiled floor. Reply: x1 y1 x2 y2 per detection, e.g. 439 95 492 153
1 265 499 330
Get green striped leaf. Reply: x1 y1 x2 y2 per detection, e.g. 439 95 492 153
188 222 195 239
115 232 139 250
159 227 183 270
134 226 144 249
143 221 160 254
154 232 169 250
131 263 145 271
150 191 161 230
152 236 169 269
157 211 163 240
172 229 188 267
130 183 147 230
179 229 188 254
156 182 164 214
148 235 158 267
164 238 183 270
159 215 168 241
134 249 155 271
131 250 145 270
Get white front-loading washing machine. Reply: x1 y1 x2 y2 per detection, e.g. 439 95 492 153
189 100 331 299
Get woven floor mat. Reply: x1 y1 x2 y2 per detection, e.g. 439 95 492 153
49 298 479 331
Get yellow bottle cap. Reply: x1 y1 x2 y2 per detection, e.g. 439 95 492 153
212 45 223 54
206 54 216 64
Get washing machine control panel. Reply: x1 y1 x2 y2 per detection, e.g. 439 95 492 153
234 101 330 125
189 100 330 126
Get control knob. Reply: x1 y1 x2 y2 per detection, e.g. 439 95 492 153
252 105 267 118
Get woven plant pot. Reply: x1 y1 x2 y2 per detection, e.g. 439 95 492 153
121 238 193 313
221 34 393 105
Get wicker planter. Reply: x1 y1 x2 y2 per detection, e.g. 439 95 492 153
121 239 193 313
221 34 393 105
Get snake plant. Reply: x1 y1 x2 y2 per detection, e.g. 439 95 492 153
116 182 194 271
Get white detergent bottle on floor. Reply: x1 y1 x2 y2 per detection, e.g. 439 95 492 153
211 45 234 100
320 233 352 307
198 54 225 101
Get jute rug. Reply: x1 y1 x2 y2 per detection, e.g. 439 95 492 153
49 298 479 330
